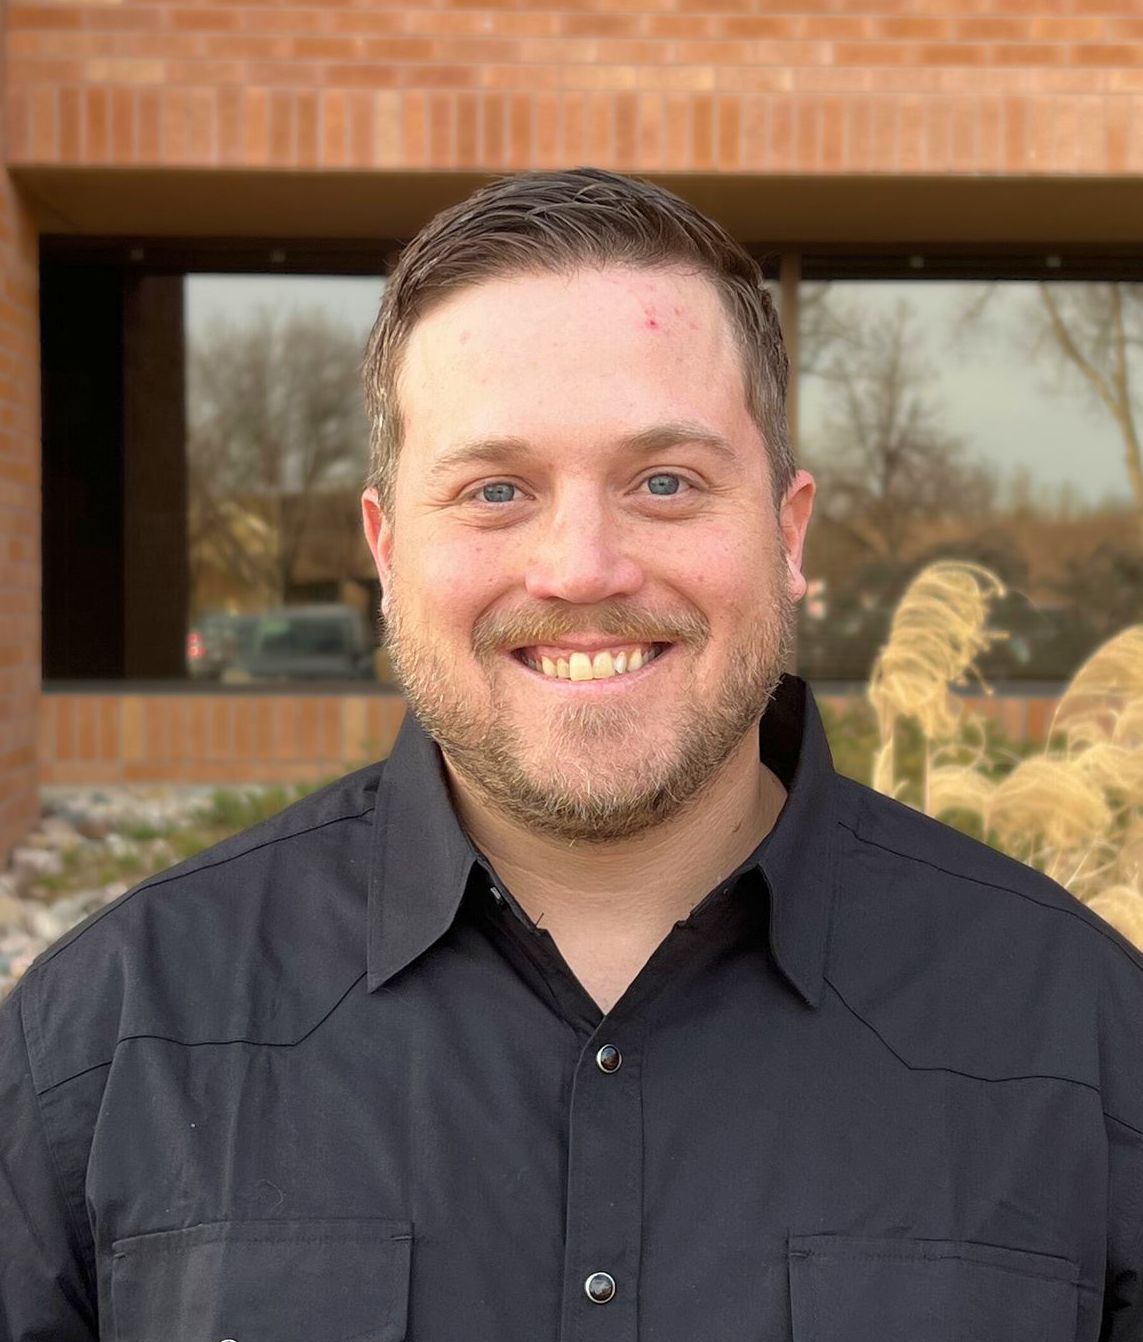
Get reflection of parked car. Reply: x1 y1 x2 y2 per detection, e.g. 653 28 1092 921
187 613 259 680
221 605 376 683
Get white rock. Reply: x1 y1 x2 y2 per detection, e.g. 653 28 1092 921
11 847 64 880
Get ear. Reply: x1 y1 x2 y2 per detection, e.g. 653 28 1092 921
361 487 394 618
778 469 815 603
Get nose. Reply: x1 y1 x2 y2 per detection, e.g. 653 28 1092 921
523 495 645 605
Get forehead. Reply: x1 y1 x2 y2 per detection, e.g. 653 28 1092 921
396 266 755 463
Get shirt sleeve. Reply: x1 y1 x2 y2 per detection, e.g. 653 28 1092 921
0 981 97 1342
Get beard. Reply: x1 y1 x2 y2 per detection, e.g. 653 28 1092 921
383 569 794 845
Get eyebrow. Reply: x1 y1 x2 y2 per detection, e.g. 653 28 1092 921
427 420 739 481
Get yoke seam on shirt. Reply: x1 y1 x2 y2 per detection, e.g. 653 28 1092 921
33 802 376 971
828 975 1143 1134
34 971 368 1097
838 818 1143 976
824 975 1103 1098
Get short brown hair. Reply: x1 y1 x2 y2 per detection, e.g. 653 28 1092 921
362 167 793 509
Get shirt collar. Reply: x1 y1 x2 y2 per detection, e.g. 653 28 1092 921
367 674 839 1007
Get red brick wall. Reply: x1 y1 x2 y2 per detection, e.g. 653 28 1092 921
40 692 409 787
0 11 40 855
6 2 1143 175
40 690 1059 789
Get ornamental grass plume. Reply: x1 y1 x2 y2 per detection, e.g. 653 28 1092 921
867 562 1006 808
868 567 1143 946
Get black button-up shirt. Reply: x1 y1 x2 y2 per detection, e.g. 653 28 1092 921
2 676 1142 1340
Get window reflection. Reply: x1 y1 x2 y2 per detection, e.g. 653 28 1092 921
797 280 1142 684
184 275 393 684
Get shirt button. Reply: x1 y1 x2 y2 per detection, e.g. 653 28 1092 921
584 1271 617 1304
595 1044 622 1073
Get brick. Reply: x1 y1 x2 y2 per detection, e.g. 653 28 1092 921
952 18 1029 41
587 90 613 165
428 91 454 165
1031 17 1106 41
558 92 583 161
926 98 953 171
220 83 246 165
989 44 1067 66
950 97 978 170
297 699 321 759
767 97 794 170
676 39 756 65
139 87 161 160
1004 96 1029 171
794 97 821 171
804 16 870 40
692 92 714 170
1071 44 1143 67
9 6 84 31
375 89 401 165
347 89 372 165
507 91 530 167
834 43 914 67
28 86 57 162
322 88 348 165
403 89 427 164
84 58 166 84
296 89 319 164
85 86 110 162
76 700 97 763
1105 99 1130 171
636 91 663 168
535 90 559 162
648 15 716 39
559 13 639 38
111 86 135 161
820 95 843 170
900 96 924 171
455 89 480 166
169 7 242 32
58 85 81 160
269 89 295 164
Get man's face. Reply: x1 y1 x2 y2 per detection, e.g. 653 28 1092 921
363 265 814 842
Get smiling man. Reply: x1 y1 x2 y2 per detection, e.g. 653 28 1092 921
4 170 1143 1341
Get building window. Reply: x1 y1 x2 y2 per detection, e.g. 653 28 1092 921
796 276 1142 685
184 275 384 685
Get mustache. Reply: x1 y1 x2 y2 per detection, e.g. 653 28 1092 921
472 602 710 657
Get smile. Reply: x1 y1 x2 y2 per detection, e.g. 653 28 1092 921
512 642 669 681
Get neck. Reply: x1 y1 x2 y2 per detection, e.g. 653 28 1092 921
445 730 787 1012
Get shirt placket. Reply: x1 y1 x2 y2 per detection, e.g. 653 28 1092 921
559 1017 645 1342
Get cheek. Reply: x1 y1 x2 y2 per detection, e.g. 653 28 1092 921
671 531 773 613
403 530 515 624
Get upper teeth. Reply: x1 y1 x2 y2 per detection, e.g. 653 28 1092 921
523 646 660 680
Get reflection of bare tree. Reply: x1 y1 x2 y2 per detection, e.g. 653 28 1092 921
187 306 368 609
803 294 994 560
1035 284 1143 533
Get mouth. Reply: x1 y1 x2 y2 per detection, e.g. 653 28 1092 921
510 641 671 682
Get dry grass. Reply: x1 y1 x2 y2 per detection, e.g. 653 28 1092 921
869 564 1143 946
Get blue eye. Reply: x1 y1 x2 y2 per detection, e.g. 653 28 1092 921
646 473 681 496
480 482 516 504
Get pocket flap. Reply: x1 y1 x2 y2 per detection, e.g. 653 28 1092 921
112 1218 412 1342
789 1234 1078 1342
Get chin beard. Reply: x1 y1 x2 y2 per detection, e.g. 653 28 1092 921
384 588 794 846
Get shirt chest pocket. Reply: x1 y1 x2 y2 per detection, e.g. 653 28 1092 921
111 1218 412 1342
789 1235 1079 1342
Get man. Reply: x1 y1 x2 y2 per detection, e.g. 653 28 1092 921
1 169 1141 1340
